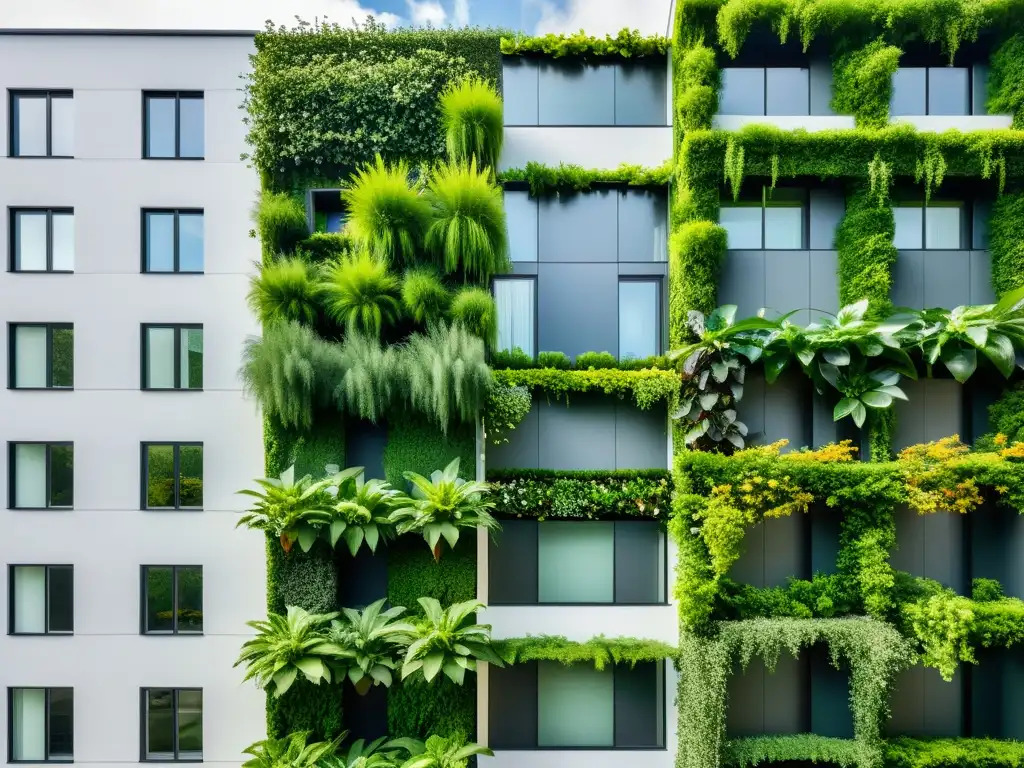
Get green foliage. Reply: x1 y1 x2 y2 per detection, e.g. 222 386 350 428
249 257 322 328
669 221 728 343
425 161 509 283
493 635 676 669
575 350 618 369
392 735 492 768
273 545 338 616
440 76 503 172
329 474 400 556
675 42 719 132
401 268 452 326
382 420 475 491
297 232 355 263
987 34 1024 129
499 28 669 59
327 599 416 694
266 677 345 741
387 679 475 742
537 350 571 369
488 469 672 520
256 191 309 255
885 738 1024 768
400 598 503 685
989 191 1024 298
831 40 901 128
320 254 402 337
236 465 335 552
491 347 670 371
836 186 897 316
726 735 861 767
973 577 1005 602
483 383 532 445
983 382 1024 444
492 366 679 411
499 161 673 197
242 729 344 768
449 287 497 347
386 536 476 619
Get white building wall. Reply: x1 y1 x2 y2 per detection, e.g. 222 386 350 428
0 32 263 768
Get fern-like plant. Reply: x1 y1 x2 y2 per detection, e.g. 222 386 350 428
440 76 504 172
248 257 322 328
255 191 309 255
400 598 503 684
449 287 497 347
341 156 431 267
425 161 509 283
236 465 336 552
329 474 400 556
327 598 415 695
319 738 409 768
402 268 452 326
320 254 402 337
242 731 345 768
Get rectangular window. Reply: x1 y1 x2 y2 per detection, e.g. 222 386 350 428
143 210 204 273
142 444 203 510
142 325 203 390
618 279 660 360
893 203 964 249
494 278 535 358
10 91 73 158
8 443 73 510
10 209 74 272
721 196 806 249
144 93 204 159
141 566 203 634
141 689 202 762
9 566 73 635
719 68 810 116
8 688 73 762
9 324 73 389
891 68 973 116
539 663 614 746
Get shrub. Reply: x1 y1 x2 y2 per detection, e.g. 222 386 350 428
988 34 1024 128
669 221 727 344
296 233 354 263
990 191 1024 297
537 350 571 369
491 347 536 368
449 287 497 347
341 156 432 267
831 39 901 128
319 254 402 337
441 76 504 172
248 257 322 328
402 268 452 326
575 351 618 369
255 191 309 255
425 161 509 283
675 42 719 131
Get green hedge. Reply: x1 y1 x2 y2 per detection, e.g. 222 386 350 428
990 191 1024 298
494 635 676 668
488 470 672 520
499 29 669 60
492 367 679 411
835 185 897 316
885 738 1024 768
499 161 672 197
381 419 475 489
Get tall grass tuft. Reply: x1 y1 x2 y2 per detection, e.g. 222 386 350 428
441 76 504 172
247 257 322 328
254 191 309 255
341 155 432 267
402 267 453 326
450 286 497 347
425 160 509 283
319 253 402 338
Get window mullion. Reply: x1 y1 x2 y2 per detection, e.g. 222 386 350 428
46 325 53 388
44 688 51 761
172 689 180 760
44 567 50 634
174 445 181 510
45 444 52 509
175 95 181 159
46 210 53 272
173 212 180 273
45 94 52 158
174 328 182 390
171 566 178 633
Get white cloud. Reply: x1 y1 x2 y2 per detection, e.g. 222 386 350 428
531 0 672 37
453 0 470 26
406 0 447 26
0 0 400 30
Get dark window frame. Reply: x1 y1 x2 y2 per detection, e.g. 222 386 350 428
618 276 664 359
9 208 74 273
9 90 73 159
8 322 74 390
140 324 203 391
719 66 812 117
140 443 204 511
140 565 203 635
142 92 204 160
139 688 203 763
8 565 74 636
492 275 539 360
719 186 810 250
141 209 204 274
892 199 969 250
7 442 74 511
7 687 74 763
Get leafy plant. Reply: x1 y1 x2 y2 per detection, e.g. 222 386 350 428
401 268 452 326
484 383 532 445
242 730 345 768
329 474 400 556
440 76 503 172
500 28 669 59
389 458 499 560
326 598 415 695
489 470 671 520
319 736 422 768
255 191 309 255
236 465 335 552
401 598 503 684
492 366 679 411
449 287 496 346
575 351 618 369
831 39 901 128
248 257 323 328
297 232 355 263
320 253 402 337
394 735 493 768
499 160 673 196
537 350 571 369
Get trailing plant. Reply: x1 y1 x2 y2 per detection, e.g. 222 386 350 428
255 191 309 255
492 366 679 411
320 253 403 337
499 161 673 197
831 40 901 128
499 28 669 59
440 76 503 173
400 598 503 685
448 287 497 347
988 191 1024 298
885 737 1024 768
488 469 671 520
326 598 415 695
249 257 323 329
483 383 532 445
241 730 345 768
401 268 452 326
236 465 336 553
987 33 1024 129
493 635 676 669
983 385 1024 444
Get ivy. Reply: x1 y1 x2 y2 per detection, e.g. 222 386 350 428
835 184 897 318
669 221 728 343
726 734 861 767
987 34 1024 128
675 41 720 133
885 738 1024 768
498 160 673 197
492 367 679 411
831 40 901 129
488 469 672 520
990 191 1024 298
499 28 669 60
493 635 676 669
483 383 532 446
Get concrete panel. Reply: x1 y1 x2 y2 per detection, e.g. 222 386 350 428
619 191 668 262
891 506 966 593
764 250 811 323
538 61 615 126
812 391 841 448
727 655 808 736
810 58 835 116
538 263 619 360
732 515 808 588
730 521 766 588
487 401 540 470
615 403 668 470
537 395 616 470
887 665 963 737
894 379 964 450
809 190 844 250
739 369 766 443
712 114 855 131
763 371 812 448
505 190 538 262
718 250 766 319
614 63 668 126
892 251 926 309
923 251 972 308
500 127 673 171
969 251 996 305
539 192 617 262
502 59 539 126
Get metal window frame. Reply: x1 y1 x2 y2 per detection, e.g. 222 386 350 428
8 90 73 159
617 276 664 360
7 687 74 763
7 441 74 510
9 208 75 273
141 209 204 274
923 66 974 117
140 324 204 390
8 322 74 390
491 275 538 360
720 186 809 250
140 442 204 510
7 564 74 635
142 91 204 160
893 199 968 250
139 565 203 635
140 687 203 762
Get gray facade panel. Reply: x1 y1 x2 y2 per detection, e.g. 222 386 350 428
618 191 668 262
502 59 539 126
894 378 964 449
973 204 992 249
971 504 1024 600
615 403 668 469
891 68 927 116
923 251 972 308
888 666 963 737
809 190 844 250
766 68 810 116
614 63 668 126
488 521 539 603
505 190 538 263
969 250 996 304
763 371 812 449
511 261 539 276
809 58 835 116
537 262 619 359
538 192 618 262
732 515 808 588
891 251 926 309
719 250 766 319
739 369 766 442
811 390 840 448
764 250 811 323
810 648 854 738
537 61 615 126
811 508 841 575
489 663 539 747
727 656 808 736
617 262 668 276
345 421 388 481
928 67 969 116
891 506 967 593
720 68 765 115
973 65 990 116
537 395 617 470
488 401 540 469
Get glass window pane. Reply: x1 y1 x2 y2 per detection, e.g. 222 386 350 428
893 206 924 249
14 444 47 509
538 663 614 747
146 327 176 388
146 567 174 632
927 67 969 116
15 212 48 271
50 96 74 157
14 325 48 388
13 96 47 156
619 281 659 360
925 205 962 249
891 68 927 116
49 445 74 508
720 206 763 249
47 566 74 633
145 213 175 272
764 205 804 249
47 689 74 760
177 690 203 758
13 567 46 634
505 191 538 262
179 445 204 508
11 688 46 761
178 213 204 272
494 280 535 358
182 329 203 389
51 327 74 388
177 568 203 632
719 68 765 115
51 213 75 271
146 97 177 158
146 690 175 759
766 68 809 116
538 522 614 603
146 445 176 509
179 98 205 158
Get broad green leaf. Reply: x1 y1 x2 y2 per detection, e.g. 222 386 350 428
329 519 348 547
421 652 445 682
699 392 719 409
982 332 1016 378
822 347 851 366
272 666 298 697
965 325 989 349
941 344 978 383
711 361 729 383
344 525 365 557
878 385 908 400
851 401 867 427
861 390 893 408
818 362 842 390
364 523 380 553
868 369 901 386
297 525 319 553
834 398 859 421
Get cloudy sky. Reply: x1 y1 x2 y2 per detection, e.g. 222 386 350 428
0 0 672 35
